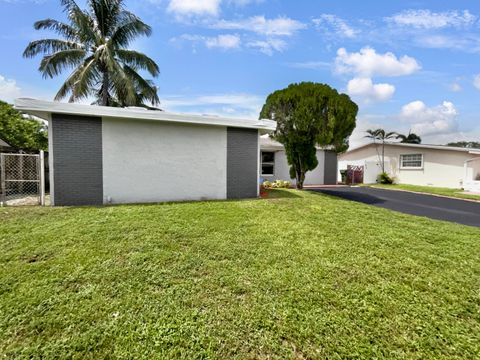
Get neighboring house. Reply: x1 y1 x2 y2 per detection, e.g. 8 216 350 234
338 142 480 191
0 137 12 152
260 135 338 186
15 99 276 206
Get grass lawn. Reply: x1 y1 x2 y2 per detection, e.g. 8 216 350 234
1 190 480 359
368 183 480 201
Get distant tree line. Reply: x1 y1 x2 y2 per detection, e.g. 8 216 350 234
446 141 480 148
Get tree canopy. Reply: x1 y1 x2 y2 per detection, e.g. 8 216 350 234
260 82 358 189
0 101 48 152
364 128 397 173
23 0 159 107
396 132 421 144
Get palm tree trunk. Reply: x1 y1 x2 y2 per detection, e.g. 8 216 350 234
382 138 385 173
101 70 109 106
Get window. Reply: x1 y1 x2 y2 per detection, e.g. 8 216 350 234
400 154 423 169
261 151 275 176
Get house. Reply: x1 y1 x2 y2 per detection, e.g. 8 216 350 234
338 142 480 191
14 98 276 206
0 137 12 152
260 135 338 186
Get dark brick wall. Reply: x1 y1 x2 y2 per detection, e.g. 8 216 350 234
51 114 103 206
226 127 258 199
323 150 338 185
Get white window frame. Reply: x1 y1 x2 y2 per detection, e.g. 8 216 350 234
261 151 275 176
400 153 424 170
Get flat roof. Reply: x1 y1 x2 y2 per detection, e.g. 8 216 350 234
14 98 276 131
344 141 480 155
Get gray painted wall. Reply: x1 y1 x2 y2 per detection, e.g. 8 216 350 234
51 114 103 205
226 127 259 199
323 151 338 185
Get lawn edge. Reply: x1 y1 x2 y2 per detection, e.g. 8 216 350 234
365 185 480 203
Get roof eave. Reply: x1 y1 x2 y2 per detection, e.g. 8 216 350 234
14 98 277 131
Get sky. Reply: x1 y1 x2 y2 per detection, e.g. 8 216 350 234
1 0 480 147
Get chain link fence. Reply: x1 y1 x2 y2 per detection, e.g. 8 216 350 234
0 153 45 206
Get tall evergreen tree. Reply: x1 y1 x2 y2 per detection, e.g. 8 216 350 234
260 82 358 189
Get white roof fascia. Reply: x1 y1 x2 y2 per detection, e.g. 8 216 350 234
345 141 480 154
14 98 276 131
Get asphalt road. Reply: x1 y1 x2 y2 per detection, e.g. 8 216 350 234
310 186 480 227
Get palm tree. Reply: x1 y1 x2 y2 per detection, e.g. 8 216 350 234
396 131 422 144
365 128 397 172
23 0 160 107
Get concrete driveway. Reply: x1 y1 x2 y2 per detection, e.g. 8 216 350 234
310 186 480 227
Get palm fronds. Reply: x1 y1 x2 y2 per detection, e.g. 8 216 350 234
25 0 159 107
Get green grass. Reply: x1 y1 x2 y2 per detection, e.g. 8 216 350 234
1 190 479 359
368 183 480 201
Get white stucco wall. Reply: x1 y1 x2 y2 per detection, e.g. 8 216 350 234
261 149 325 185
338 144 474 188
470 159 480 180
102 118 227 204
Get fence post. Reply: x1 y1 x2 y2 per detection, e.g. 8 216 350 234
0 154 5 206
39 150 45 206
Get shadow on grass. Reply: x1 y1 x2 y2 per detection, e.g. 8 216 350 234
43 190 302 211
262 189 302 199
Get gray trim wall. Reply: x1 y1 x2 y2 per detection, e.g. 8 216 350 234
226 127 258 199
323 150 338 185
51 114 103 205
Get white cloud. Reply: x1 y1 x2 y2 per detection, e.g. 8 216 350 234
0 0 46 3
473 74 480 90
212 16 306 36
161 93 264 118
0 75 21 103
227 0 263 5
347 114 387 148
246 38 286 56
312 14 359 38
450 82 462 92
287 61 331 70
167 0 221 18
172 33 240 50
347 77 395 103
400 100 458 136
205 34 241 49
335 47 421 77
386 9 476 29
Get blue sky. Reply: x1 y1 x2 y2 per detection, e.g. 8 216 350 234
1 0 480 146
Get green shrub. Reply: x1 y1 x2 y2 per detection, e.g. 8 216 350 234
377 172 394 184
262 180 292 189
262 181 272 188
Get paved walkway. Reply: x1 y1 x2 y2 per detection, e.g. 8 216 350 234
310 186 480 227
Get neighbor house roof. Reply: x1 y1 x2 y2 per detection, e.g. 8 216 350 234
260 135 334 151
260 135 284 150
14 98 277 131
343 141 480 156
0 137 11 148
